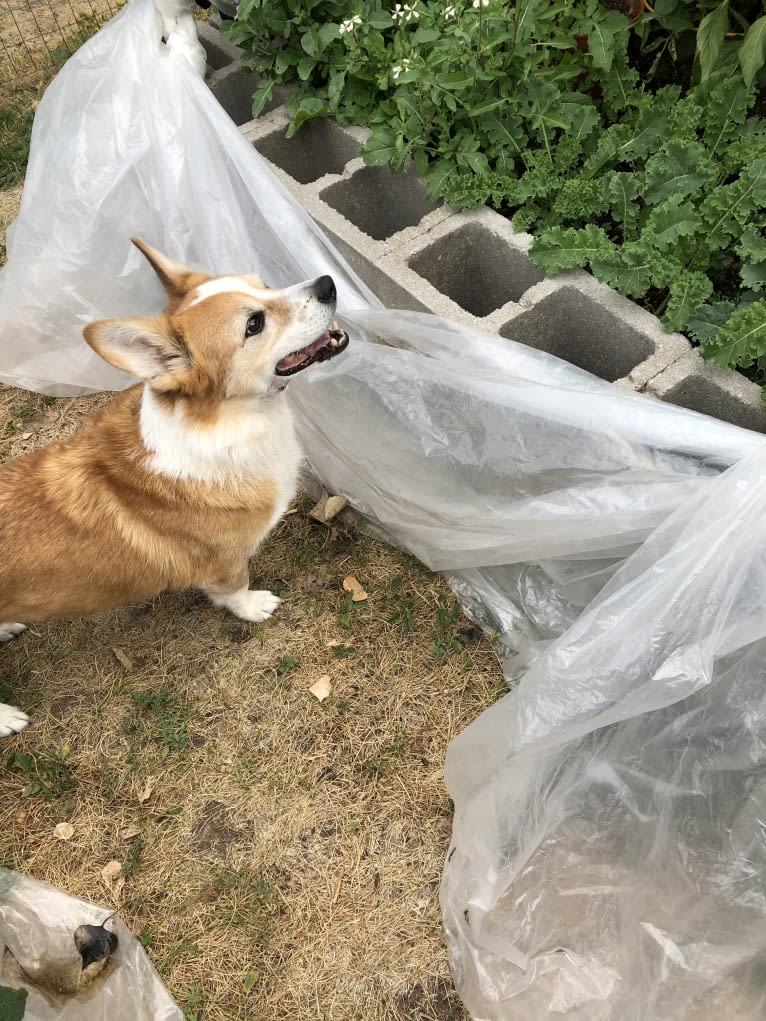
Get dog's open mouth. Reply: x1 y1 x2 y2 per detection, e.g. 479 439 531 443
275 323 349 377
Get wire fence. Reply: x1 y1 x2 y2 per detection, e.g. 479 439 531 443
0 0 118 91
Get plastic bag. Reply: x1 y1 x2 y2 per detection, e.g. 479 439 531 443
2 1 766 1016
0 869 181 1019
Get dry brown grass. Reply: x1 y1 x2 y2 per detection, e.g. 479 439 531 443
0 184 22 261
0 0 118 89
0 187 503 1020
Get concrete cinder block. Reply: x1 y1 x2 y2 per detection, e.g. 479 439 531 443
320 166 439 241
562 271 691 389
407 213 545 318
198 21 288 126
499 274 690 385
197 19 242 70
254 120 361 184
242 108 456 314
499 286 652 382
377 207 546 329
646 351 766 434
207 65 264 125
194 6 762 431
321 225 431 313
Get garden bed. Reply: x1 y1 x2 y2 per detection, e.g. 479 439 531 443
225 0 766 398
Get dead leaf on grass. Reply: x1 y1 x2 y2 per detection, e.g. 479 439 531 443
120 825 141 841
54 822 75 841
310 490 349 524
101 860 122 883
137 778 156 804
111 646 133 670
101 860 126 904
342 575 368 602
309 675 332 701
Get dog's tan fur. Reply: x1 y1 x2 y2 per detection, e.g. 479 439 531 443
0 390 279 620
0 240 344 734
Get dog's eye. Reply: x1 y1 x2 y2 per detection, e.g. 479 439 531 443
245 312 265 338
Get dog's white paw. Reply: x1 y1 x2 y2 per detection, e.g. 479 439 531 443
227 589 282 624
0 703 30 737
0 622 26 643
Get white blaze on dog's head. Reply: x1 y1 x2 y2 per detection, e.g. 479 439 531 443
83 238 349 406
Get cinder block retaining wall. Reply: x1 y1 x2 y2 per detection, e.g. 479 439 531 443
201 22 766 434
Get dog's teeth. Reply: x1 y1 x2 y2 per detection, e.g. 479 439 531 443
332 320 338 330
329 337 339 348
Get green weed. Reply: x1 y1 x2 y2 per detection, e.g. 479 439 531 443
130 688 190 758
275 654 300 688
430 603 464 660
7 745 76 799
358 731 408 778
331 643 356 659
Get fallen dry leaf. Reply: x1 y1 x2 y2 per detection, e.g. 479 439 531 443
120 824 141 841
101 860 122 883
112 646 133 670
138 778 156 804
21 431 32 440
325 638 342 648
108 873 126 903
324 495 348 519
342 576 368 602
309 675 332 702
310 490 349 525
54 822 75 841
309 490 329 521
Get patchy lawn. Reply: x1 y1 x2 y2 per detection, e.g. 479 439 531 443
0 181 504 1018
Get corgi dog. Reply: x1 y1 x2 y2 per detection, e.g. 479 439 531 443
0 238 349 737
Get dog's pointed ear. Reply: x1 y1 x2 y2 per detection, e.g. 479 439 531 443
84 315 189 390
131 238 196 303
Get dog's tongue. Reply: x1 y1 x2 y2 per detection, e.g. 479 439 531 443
276 331 331 372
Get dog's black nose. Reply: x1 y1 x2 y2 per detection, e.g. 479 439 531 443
313 275 336 304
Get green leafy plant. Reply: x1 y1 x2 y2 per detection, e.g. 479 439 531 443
0 986 27 1021
230 0 766 381
7 745 76 799
228 0 638 189
131 688 190 758
526 77 766 361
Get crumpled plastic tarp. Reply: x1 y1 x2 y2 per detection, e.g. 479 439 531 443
0 869 181 1019
1 0 766 1016
443 442 766 1019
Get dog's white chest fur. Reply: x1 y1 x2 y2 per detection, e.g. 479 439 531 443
140 387 303 533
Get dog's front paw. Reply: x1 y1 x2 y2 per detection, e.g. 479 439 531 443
0 622 26 643
229 589 282 624
0 703 30 737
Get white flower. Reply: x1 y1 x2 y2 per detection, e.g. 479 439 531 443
391 57 413 79
444 4 457 18
339 14 362 34
472 0 489 7
392 2 420 24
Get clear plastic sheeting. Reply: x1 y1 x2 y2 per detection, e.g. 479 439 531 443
1 0 766 1016
0 869 181 1019
443 444 766 1019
